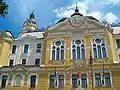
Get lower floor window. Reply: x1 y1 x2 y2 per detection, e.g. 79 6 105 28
81 74 87 88
49 75 64 88
105 73 111 87
95 74 101 87
1 75 7 88
30 75 36 88
58 75 64 88
72 74 77 88
50 75 55 88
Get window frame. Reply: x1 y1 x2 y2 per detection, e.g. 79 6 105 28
91 36 107 58
36 43 42 53
71 37 86 60
23 44 29 53
9 59 14 66
51 39 65 60
35 59 40 66
11 45 17 54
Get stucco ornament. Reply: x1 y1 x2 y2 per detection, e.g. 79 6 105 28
70 15 84 27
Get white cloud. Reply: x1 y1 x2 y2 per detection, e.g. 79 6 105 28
102 0 120 5
104 12 118 24
53 0 119 24
87 11 103 21
53 2 88 18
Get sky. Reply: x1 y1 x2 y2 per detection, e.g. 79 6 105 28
0 0 120 38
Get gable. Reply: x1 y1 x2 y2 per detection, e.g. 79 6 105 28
10 65 28 73
48 15 105 32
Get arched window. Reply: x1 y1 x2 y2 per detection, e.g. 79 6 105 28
72 38 85 59
51 39 64 60
92 37 107 58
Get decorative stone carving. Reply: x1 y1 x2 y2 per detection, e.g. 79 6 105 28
70 15 84 27
50 60 64 65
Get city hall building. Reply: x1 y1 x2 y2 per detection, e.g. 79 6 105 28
0 7 120 90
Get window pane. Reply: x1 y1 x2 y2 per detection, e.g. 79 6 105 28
56 48 60 60
81 74 87 88
50 75 55 88
75 40 81 45
98 45 102 58
35 59 40 65
72 49 76 59
52 50 55 60
9 59 14 66
24 44 29 53
93 48 97 58
56 41 61 46
105 74 111 87
72 75 77 88
95 39 101 43
77 47 80 59
22 59 26 65
58 75 64 88
12 45 16 54
36 44 41 53
102 47 107 58
30 75 36 88
95 74 101 87
61 50 64 60
1 75 7 88
116 39 120 48
81 49 85 59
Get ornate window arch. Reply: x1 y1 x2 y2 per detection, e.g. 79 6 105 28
71 38 85 59
92 37 107 58
51 39 64 60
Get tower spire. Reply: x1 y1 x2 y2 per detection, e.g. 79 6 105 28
75 3 79 13
29 10 35 19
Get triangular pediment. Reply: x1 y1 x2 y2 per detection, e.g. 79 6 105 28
10 65 28 73
48 15 105 32
16 34 36 42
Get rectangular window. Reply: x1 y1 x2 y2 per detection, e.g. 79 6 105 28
22 59 26 65
12 45 16 54
95 74 101 87
9 59 14 66
58 75 64 88
30 75 36 88
116 39 120 48
36 44 41 53
23 44 29 53
1 75 7 88
72 74 77 88
35 59 40 65
104 73 111 87
49 75 55 88
81 74 87 88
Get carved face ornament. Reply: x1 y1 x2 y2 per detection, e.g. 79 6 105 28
70 15 84 27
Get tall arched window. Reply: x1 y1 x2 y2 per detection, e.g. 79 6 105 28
72 38 85 59
51 39 64 60
92 37 107 58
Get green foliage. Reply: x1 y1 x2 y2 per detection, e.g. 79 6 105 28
0 0 8 17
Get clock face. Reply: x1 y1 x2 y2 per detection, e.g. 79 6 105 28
70 15 84 27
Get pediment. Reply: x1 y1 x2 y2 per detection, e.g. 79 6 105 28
16 34 36 42
48 15 105 32
10 65 28 73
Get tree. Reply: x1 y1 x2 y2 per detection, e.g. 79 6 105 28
0 0 8 17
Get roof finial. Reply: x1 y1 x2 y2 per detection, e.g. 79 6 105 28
75 3 79 13
29 10 35 19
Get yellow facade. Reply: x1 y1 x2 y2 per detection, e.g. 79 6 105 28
0 30 13 67
1 9 120 90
